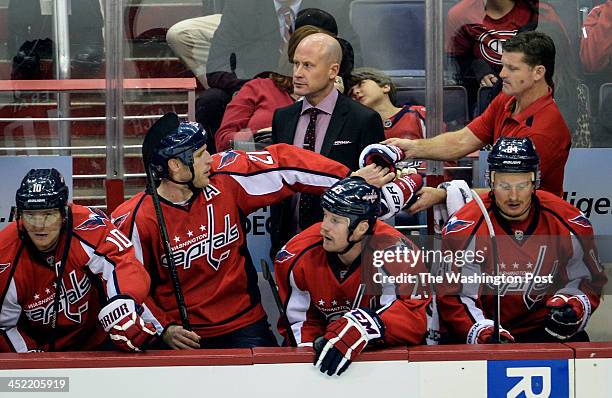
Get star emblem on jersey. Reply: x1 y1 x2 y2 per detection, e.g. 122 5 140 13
319 299 325 306
442 217 475 235
187 230 193 237
568 214 592 228
45 288 51 294
24 270 91 325
162 204 239 271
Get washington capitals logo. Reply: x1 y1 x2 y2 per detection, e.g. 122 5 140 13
75 209 107 231
442 217 475 235
569 214 592 229
275 247 295 263
112 212 130 229
217 150 239 170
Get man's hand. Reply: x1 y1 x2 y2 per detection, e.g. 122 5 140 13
480 73 498 87
98 296 158 352
314 308 384 376
382 137 419 159
407 187 447 214
162 325 201 350
351 164 395 188
358 144 406 173
467 320 514 344
475 326 515 344
545 294 588 340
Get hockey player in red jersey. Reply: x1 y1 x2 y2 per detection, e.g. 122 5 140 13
435 137 607 344
112 113 417 350
0 169 155 353
274 176 430 376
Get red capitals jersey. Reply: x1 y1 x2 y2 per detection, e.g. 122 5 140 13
0 205 150 352
436 191 607 343
275 221 431 347
112 144 351 338
446 0 561 69
384 105 426 141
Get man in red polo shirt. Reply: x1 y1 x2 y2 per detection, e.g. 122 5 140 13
382 31 570 212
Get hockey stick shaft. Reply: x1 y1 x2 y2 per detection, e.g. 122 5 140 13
147 170 191 330
470 190 501 344
261 259 296 346
352 283 366 310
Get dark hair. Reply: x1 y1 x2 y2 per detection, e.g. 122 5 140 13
268 71 293 94
295 8 338 35
336 37 354 94
503 31 555 87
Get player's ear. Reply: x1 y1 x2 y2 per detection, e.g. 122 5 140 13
352 220 370 240
167 158 182 174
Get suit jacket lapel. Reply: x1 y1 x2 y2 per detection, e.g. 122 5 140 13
320 94 349 157
279 102 302 144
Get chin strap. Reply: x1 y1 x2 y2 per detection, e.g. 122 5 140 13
165 165 198 192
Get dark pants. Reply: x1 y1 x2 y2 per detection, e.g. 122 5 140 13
150 317 279 350
199 317 279 349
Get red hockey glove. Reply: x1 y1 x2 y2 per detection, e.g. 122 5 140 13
314 308 384 376
467 320 514 344
545 294 589 340
359 144 406 173
98 296 158 352
379 173 424 218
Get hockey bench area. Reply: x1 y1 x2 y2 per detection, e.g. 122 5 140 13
0 343 611 397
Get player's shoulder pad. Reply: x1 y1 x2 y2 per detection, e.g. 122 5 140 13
370 221 415 252
111 192 151 228
0 223 20 273
537 190 594 232
275 223 323 268
71 205 114 241
441 197 485 237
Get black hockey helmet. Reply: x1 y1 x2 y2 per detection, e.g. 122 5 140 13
321 176 381 232
150 121 207 179
487 137 540 187
15 168 69 213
